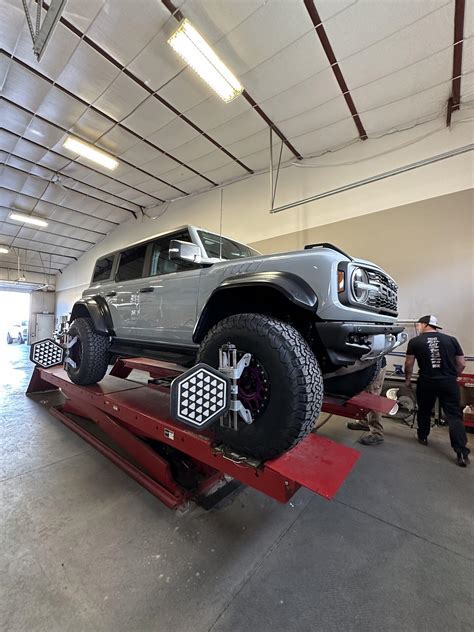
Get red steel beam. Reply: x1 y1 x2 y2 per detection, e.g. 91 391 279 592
447 0 466 125
304 0 368 141
161 0 304 160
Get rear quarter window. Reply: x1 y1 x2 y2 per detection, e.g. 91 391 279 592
92 255 115 283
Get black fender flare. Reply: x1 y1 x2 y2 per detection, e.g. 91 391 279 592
70 296 115 335
193 271 318 343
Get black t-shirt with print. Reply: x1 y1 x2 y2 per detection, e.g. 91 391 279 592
406 332 463 379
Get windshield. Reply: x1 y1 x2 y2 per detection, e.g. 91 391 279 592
198 230 260 260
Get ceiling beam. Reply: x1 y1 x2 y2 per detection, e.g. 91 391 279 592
447 0 466 125
2 232 86 255
160 0 304 160
0 265 59 276
0 184 120 226
1 158 137 218
303 0 368 141
0 260 62 272
1 50 214 188
0 127 164 205
0 218 96 245
2 246 77 261
40 0 254 176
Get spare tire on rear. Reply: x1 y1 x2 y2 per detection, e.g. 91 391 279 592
197 314 323 461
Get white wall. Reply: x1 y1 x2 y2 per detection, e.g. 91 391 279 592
56 117 473 309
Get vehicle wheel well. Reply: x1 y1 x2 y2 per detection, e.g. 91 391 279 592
195 286 319 346
70 303 90 322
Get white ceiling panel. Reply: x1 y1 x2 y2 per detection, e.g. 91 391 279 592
145 183 187 200
70 109 115 142
119 141 163 166
23 118 66 148
241 145 294 172
288 117 358 157
157 165 201 186
11 138 47 163
29 163 59 180
224 129 273 162
0 100 33 136
113 168 149 187
187 149 234 174
184 95 250 132
208 109 266 148
17 178 49 199
168 175 210 196
87 0 172 65
340 3 454 89
58 42 120 103
2 63 52 111
171 135 216 163
62 0 105 32
183 0 265 42
36 86 88 130
276 96 350 139
37 152 72 172
260 67 344 127
1 165 28 190
350 49 452 113
94 73 150 121
0 54 10 88
96 126 139 155
128 30 187 92
215 0 312 76
461 71 474 103
148 117 199 152
0 130 19 153
362 83 450 136
140 154 182 177
205 162 248 185
121 98 177 137
157 67 214 113
324 0 450 61
0 0 26 51
242 29 330 103
12 21 79 81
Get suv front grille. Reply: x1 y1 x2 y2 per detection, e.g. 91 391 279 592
366 270 398 315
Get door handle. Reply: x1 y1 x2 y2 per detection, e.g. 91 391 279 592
105 291 116 297
139 287 154 293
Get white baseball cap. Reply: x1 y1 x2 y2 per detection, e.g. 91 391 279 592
417 315 442 329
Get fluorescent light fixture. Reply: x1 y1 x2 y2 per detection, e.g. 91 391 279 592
10 212 48 227
168 19 243 103
63 136 119 170
0 245 9 254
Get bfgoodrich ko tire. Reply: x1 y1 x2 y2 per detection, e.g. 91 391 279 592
197 314 323 460
65 317 110 385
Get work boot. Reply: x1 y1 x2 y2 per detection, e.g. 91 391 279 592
456 453 469 467
359 434 384 446
347 422 370 431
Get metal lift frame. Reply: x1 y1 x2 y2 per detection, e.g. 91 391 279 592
25 356 382 510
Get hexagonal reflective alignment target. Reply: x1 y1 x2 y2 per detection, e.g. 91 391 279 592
29 338 64 368
170 363 230 430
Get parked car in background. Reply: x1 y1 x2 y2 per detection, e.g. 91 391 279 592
6 321 28 344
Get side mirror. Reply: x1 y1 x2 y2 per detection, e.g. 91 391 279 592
169 240 202 263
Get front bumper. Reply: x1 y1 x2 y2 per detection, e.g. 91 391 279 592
316 322 406 366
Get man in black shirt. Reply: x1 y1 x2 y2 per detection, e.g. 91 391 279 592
404 315 470 467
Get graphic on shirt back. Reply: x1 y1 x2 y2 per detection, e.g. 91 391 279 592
427 337 441 369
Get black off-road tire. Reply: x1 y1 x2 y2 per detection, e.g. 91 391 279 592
323 358 381 398
197 314 323 461
65 317 110 386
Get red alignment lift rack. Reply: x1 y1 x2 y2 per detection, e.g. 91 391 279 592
27 357 361 510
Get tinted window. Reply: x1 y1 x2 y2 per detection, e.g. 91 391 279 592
92 255 115 282
198 230 260 260
149 230 199 276
116 244 147 282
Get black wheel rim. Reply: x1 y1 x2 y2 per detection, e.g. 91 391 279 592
237 353 271 419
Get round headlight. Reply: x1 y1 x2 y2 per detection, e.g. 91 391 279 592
351 268 369 302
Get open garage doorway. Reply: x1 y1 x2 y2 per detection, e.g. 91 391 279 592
0 291 30 347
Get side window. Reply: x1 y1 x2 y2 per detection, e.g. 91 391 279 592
92 255 115 283
149 231 200 277
116 244 147 282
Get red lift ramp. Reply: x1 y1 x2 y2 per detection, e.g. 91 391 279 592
27 352 360 509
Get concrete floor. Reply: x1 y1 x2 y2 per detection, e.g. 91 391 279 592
1 343 473 632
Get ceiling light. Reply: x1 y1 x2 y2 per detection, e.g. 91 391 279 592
168 19 243 103
9 212 48 227
63 136 119 170
0 245 9 254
